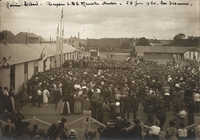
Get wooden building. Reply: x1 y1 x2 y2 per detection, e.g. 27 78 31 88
0 43 79 93
184 47 200 63
135 46 193 61
15 32 41 44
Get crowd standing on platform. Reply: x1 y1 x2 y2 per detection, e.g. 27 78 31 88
0 57 200 139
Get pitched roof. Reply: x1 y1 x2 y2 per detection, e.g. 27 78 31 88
16 32 39 38
187 47 200 52
158 39 171 45
0 30 17 43
0 43 76 65
135 46 194 54
87 38 120 47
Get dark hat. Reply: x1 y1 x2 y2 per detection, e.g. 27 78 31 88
169 121 175 126
98 126 105 131
33 124 38 129
57 123 65 131
133 119 140 124
61 117 67 123
51 124 57 128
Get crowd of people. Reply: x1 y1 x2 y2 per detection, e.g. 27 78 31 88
0 57 200 139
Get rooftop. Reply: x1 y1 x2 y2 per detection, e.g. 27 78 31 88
0 43 76 65
135 46 194 54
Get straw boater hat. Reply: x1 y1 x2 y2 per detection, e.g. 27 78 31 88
115 102 120 106
69 129 76 135
116 116 122 121
107 120 115 127
179 110 187 118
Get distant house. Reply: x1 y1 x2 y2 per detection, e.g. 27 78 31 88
16 32 40 43
38 36 46 43
158 39 171 46
0 30 17 43
148 39 163 46
64 37 87 49
135 46 193 61
87 38 121 50
0 43 79 93
184 47 200 63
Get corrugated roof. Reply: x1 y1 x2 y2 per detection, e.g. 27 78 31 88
87 38 120 47
18 32 38 38
135 46 194 54
0 30 17 43
0 43 76 65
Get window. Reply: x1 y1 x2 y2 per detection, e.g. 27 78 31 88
34 66 38 74
34 61 38 74
24 62 28 74
24 62 28 82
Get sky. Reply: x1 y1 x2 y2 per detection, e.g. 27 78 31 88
1 0 199 40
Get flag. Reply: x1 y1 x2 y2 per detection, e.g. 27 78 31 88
40 46 46 60
1 54 12 68
61 8 63 18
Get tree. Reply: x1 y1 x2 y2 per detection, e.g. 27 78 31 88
172 33 186 46
187 36 200 46
0 32 4 41
136 37 150 46
174 33 186 40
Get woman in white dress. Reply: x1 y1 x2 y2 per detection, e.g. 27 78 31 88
42 87 50 107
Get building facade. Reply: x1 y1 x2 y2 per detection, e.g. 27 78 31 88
0 43 79 93
135 46 193 61
15 32 40 44
184 47 200 63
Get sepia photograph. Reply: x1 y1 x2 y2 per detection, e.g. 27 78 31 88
0 0 200 139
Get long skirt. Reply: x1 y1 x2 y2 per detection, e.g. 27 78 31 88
43 94 48 103
61 102 70 115
74 101 82 113
102 112 110 125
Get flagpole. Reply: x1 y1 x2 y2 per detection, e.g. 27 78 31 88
61 24 64 66
56 23 59 67
59 8 63 67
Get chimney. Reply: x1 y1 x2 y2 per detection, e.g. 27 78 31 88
78 32 80 39
50 36 51 44
26 33 27 45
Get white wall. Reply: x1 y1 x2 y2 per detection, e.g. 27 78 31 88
0 67 10 89
51 56 56 68
38 60 43 72
28 61 34 79
15 63 24 92
46 57 51 70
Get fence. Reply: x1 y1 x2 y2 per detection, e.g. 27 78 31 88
1 115 200 140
